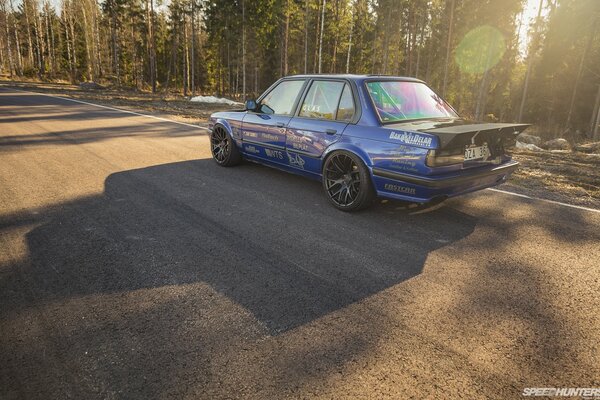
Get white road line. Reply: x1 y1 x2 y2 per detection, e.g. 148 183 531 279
2 85 598 214
487 188 600 214
0 85 210 130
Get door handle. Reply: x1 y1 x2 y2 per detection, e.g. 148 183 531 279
325 129 337 135
275 122 286 128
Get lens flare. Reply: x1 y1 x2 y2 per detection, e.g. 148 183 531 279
454 25 506 74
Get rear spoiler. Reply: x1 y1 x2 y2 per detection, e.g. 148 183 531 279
422 123 531 149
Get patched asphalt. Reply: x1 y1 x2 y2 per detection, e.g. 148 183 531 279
1 88 599 399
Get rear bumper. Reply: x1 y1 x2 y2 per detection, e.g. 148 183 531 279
372 161 519 202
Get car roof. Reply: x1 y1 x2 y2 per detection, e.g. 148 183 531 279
283 74 424 83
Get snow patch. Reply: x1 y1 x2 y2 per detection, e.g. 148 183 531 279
190 95 242 106
516 141 544 152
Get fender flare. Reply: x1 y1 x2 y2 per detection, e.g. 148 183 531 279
212 118 235 139
322 143 374 171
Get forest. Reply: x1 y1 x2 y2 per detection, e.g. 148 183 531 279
0 0 599 139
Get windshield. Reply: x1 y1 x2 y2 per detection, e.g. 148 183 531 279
366 81 458 123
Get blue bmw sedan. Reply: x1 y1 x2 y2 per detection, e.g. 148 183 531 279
209 75 529 211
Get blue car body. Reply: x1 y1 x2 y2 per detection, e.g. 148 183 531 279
209 75 528 204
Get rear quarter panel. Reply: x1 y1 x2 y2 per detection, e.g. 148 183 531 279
338 124 437 176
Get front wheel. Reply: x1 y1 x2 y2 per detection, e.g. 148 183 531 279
322 151 375 211
210 125 242 166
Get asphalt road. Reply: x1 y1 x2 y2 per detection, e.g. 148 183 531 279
1 87 599 399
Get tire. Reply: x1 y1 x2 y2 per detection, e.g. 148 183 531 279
210 124 242 167
322 150 375 211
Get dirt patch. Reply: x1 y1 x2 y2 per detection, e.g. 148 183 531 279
503 149 600 208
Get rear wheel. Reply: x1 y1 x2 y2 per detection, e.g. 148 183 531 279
322 151 375 211
210 125 241 166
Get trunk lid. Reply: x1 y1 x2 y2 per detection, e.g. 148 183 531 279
420 121 530 150
387 119 530 167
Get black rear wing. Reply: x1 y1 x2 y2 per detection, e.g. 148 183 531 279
423 123 531 149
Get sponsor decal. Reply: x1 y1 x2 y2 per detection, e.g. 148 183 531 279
384 183 416 195
390 158 419 173
265 148 284 159
244 145 260 154
389 131 433 147
261 132 280 142
244 131 258 138
287 152 305 169
288 133 312 151
292 142 309 151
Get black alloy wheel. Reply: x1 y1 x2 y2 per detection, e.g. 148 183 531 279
210 125 241 166
323 151 374 211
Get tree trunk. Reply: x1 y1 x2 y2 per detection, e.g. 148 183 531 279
330 0 339 72
415 11 426 79
1 0 15 77
24 0 34 69
110 1 120 85
81 3 93 81
150 0 156 92
9 0 23 75
518 0 544 122
346 1 353 74
565 15 597 129
44 2 53 76
283 0 290 76
32 2 45 76
63 5 74 81
0 34 6 74
313 0 321 72
591 84 600 140
474 31 495 121
318 0 326 73
93 1 102 78
242 0 246 98
183 16 188 96
191 0 195 94
442 0 454 97
37 13 46 73
68 2 77 78
304 0 308 74
49 2 57 76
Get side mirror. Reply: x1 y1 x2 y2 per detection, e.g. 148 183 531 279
245 99 257 111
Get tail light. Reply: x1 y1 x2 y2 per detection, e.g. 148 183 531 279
426 148 463 167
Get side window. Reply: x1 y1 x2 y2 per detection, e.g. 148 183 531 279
259 80 305 115
299 81 345 120
336 84 355 122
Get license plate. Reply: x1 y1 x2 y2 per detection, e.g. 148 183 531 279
464 144 489 161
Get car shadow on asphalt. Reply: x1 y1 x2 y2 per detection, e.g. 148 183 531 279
1 159 477 334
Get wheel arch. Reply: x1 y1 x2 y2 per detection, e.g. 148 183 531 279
322 143 373 173
212 118 235 139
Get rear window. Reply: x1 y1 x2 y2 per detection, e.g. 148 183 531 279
366 81 457 123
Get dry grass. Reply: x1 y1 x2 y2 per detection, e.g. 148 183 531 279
505 149 600 208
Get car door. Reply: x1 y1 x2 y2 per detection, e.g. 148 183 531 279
242 79 306 165
286 80 356 172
